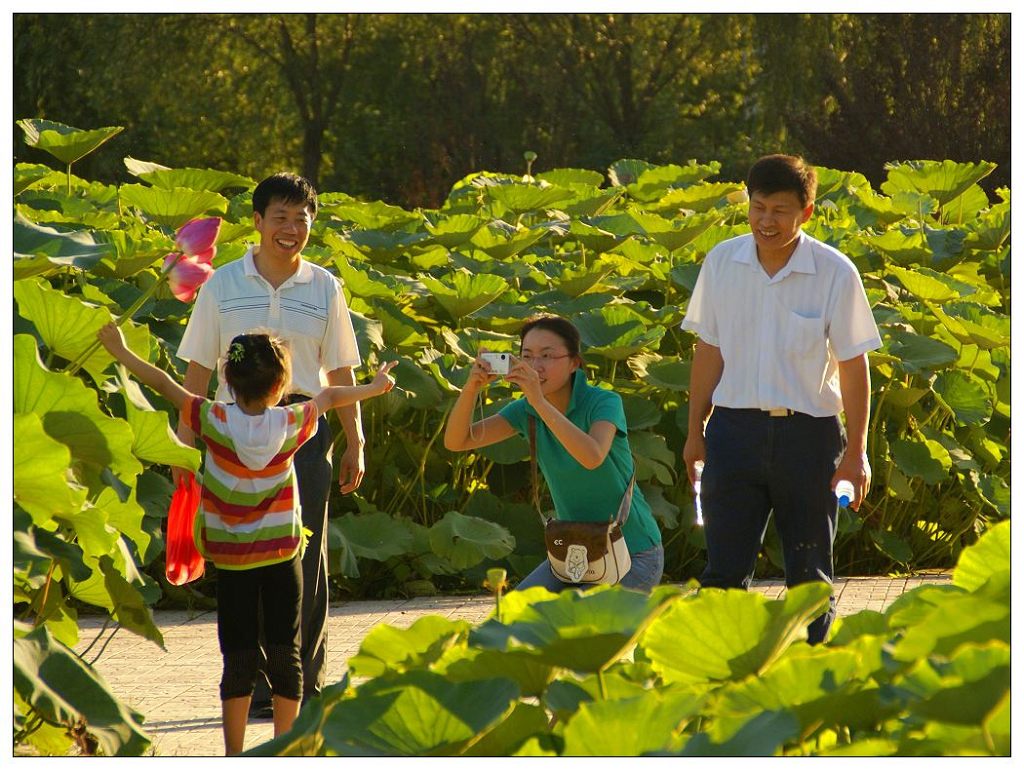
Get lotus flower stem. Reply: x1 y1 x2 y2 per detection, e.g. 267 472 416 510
65 252 186 376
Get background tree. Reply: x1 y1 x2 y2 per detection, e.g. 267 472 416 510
13 12 1010 207
753 14 1011 189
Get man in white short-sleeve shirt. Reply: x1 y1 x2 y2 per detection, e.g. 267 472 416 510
681 154 881 644
176 172 364 710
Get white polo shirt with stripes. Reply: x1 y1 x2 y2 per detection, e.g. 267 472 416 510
177 247 361 402
681 231 881 417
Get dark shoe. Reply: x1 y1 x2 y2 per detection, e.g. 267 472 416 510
248 701 274 720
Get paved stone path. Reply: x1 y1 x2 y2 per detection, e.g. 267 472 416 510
74 574 951 756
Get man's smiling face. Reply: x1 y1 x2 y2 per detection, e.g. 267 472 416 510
254 198 314 261
747 189 813 258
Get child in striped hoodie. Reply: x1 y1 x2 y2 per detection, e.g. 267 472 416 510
98 323 396 754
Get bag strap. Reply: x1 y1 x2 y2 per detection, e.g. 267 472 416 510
528 415 550 524
529 414 635 527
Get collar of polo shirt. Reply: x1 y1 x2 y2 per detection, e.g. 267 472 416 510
733 231 817 282
244 247 315 286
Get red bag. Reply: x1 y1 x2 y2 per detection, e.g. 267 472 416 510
166 473 205 585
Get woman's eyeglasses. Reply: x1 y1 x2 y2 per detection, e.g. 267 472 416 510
520 353 572 367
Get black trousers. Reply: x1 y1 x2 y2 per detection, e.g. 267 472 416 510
252 412 333 705
217 553 302 701
699 407 845 644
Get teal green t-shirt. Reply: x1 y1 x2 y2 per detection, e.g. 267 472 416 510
498 370 662 554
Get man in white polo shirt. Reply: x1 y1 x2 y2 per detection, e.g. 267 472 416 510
175 172 363 710
681 154 881 644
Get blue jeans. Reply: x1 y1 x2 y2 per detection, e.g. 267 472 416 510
700 407 845 644
515 544 664 594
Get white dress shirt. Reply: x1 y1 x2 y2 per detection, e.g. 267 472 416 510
681 231 881 417
178 247 361 401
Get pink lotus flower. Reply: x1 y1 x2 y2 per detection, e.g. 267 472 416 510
69 217 222 375
175 217 221 258
162 252 215 302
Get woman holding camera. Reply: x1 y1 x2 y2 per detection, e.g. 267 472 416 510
444 315 663 592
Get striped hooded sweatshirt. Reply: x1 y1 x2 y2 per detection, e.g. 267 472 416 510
181 396 318 570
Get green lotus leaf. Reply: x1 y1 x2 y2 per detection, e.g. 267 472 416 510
819 738 899 757
615 394 661 432
928 302 1009 350
711 644 889 733
484 183 574 213
116 368 201 471
460 702 550 757
128 162 255 193
435 646 555 699
14 335 143 493
334 511 417 562
420 270 509 321
14 278 153 383
543 666 656 720
628 430 676 485
428 511 515 570
907 642 1009 726
13 621 151 757
562 188 625 218
18 119 124 166
868 529 913 565
561 220 619 252
647 182 744 215
890 437 952 485
953 520 1009 592
469 221 548 259
13 213 114 280
561 687 704 756
863 228 933 266
14 162 57 195
326 519 361 578
636 357 691 391
370 299 431 349
883 329 958 375
330 200 421 231
550 260 616 297
679 709 799 757
976 472 1009 516
334 258 403 299
424 213 487 248
932 370 992 426
891 573 1009 662
13 508 91 588
574 305 665 360
608 158 656 187
640 582 832 684
348 615 470 679
962 201 1010 253
887 265 964 302
13 413 88 524
118 183 228 229
881 159 997 208
537 168 605 188
470 584 679 672
319 671 519 755
91 486 152 566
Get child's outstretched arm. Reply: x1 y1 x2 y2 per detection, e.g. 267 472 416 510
311 361 398 417
97 323 191 410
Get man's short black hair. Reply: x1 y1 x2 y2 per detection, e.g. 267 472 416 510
746 155 818 209
252 172 318 218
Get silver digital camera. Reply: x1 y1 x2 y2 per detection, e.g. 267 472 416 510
480 352 511 375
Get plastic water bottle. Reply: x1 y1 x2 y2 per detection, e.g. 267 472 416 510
693 461 705 526
835 480 855 508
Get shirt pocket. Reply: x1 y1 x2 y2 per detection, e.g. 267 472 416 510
784 312 825 357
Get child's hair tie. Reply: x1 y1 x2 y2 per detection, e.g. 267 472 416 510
228 342 246 363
